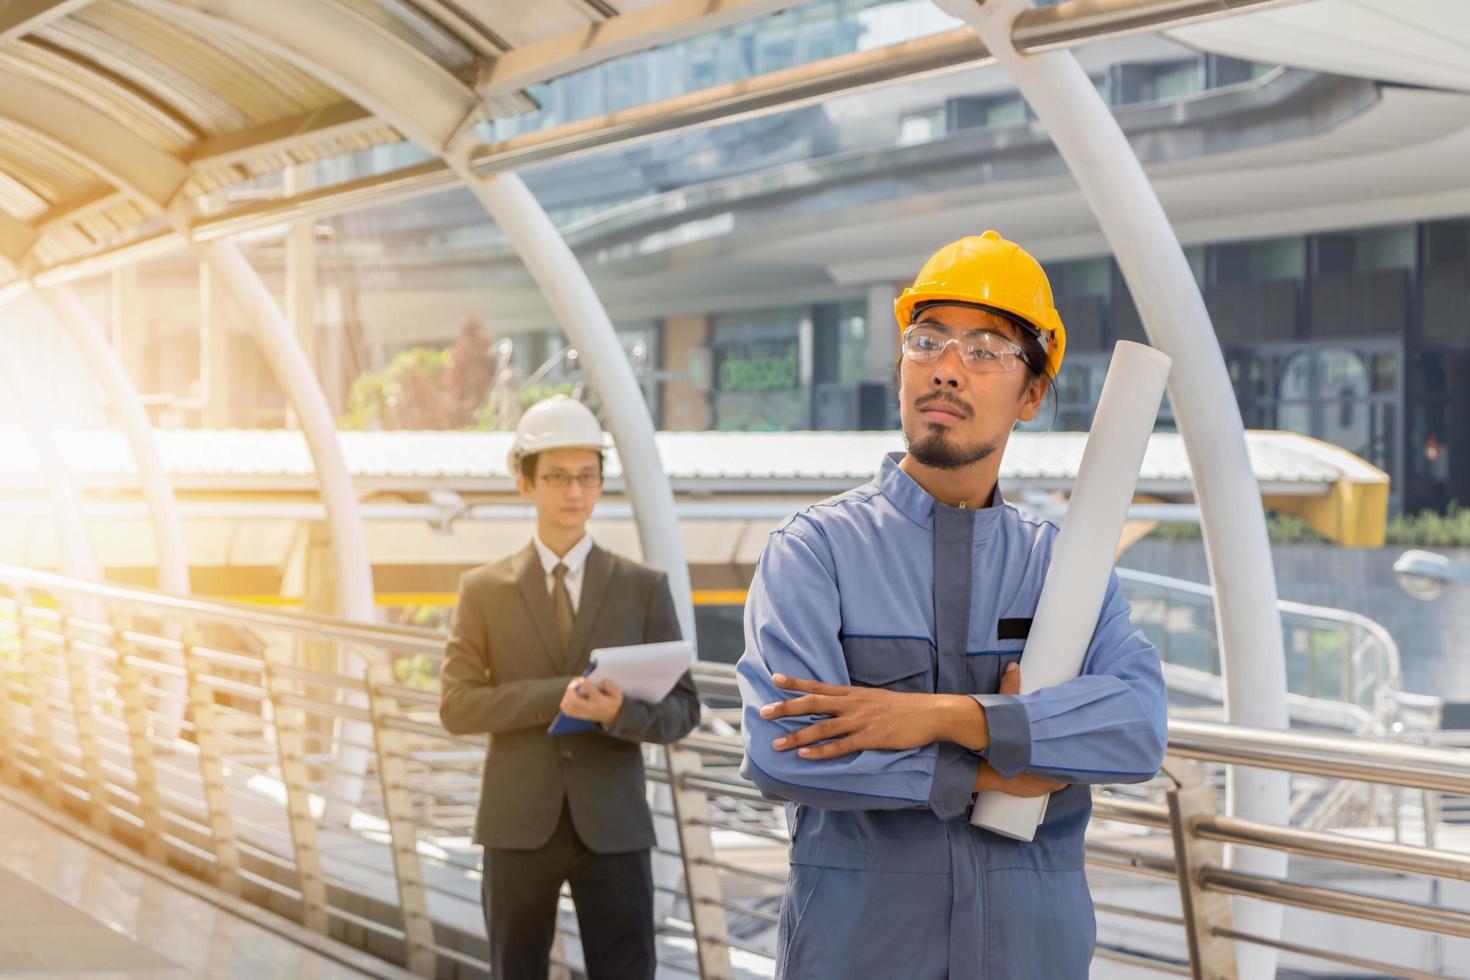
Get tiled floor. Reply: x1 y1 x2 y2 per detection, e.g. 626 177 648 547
0 797 376 978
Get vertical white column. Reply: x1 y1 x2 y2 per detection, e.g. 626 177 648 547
201 258 234 429
284 164 318 431
935 2 1289 974
865 282 899 381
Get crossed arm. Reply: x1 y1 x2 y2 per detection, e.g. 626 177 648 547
761 662 1063 798
737 527 1168 815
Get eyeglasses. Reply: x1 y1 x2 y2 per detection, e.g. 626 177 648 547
538 472 603 489
901 322 1031 375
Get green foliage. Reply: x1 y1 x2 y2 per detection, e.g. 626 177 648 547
1147 504 1470 548
342 346 451 430
1148 511 1326 544
1386 502 1470 548
392 653 440 693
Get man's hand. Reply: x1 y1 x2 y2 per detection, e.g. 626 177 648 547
974 761 1064 797
760 674 986 759
559 677 625 725
972 662 1063 797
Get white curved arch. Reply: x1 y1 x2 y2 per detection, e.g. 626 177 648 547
154 0 698 633
0 295 99 582
38 287 190 598
0 65 382 815
0 67 189 212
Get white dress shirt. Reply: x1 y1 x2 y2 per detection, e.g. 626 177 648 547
533 533 593 613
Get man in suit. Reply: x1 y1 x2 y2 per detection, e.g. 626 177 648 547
439 394 701 980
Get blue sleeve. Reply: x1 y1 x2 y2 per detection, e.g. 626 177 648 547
973 571 1167 785
737 524 978 817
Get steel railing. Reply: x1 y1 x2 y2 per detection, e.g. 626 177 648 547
0 563 1466 980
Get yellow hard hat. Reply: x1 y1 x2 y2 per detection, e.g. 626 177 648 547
894 229 1066 377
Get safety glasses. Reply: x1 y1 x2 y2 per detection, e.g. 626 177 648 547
901 322 1031 375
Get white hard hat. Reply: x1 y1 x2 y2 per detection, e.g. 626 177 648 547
508 394 607 475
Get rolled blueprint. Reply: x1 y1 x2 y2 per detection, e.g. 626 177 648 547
970 340 1172 841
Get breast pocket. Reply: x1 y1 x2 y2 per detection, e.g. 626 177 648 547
964 643 1024 695
840 635 935 694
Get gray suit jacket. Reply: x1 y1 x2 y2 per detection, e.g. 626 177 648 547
438 542 700 852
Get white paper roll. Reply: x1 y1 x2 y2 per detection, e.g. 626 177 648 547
970 340 1172 841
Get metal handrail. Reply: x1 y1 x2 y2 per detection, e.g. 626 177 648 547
0 564 444 654
4 571 1470 978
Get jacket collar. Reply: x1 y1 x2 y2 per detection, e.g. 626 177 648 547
876 451 1006 540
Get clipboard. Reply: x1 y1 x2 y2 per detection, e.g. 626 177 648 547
547 640 694 736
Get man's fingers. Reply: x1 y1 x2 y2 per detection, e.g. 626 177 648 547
772 674 846 696
796 735 859 760
999 661 1021 696
759 694 838 720
600 678 621 697
772 716 853 751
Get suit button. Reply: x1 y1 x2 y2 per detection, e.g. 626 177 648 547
561 748 574 761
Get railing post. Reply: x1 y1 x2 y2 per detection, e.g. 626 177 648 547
61 617 112 834
262 640 330 934
665 740 734 980
1163 757 1238 980
0 598 19 787
21 599 64 811
182 627 243 896
114 612 168 862
364 660 436 976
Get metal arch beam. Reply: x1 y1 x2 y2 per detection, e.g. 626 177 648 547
182 101 382 168
0 72 375 626
937 1 1290 976
36 287 191 598
479 0 809 98
0 295 100 582
13 0 1304 281
0 57 382 815
0 209 38 276
0 0 95 42
140 0 482 156
158 0 701 636
36 284 192 739
0 67 189 212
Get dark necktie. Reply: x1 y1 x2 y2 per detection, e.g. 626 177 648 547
551 562 575 657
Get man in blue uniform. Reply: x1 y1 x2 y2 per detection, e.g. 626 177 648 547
737 230 1168 979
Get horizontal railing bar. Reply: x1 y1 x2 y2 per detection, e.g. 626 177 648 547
697 894 779 925
1092 945 1192 977
1168 720 1470 794
692 857 787 887
1093 902 1184 927
1199 866 1470 938
1191 814 1470 881
0 564 443 654
268 662 368 694
1211 926 1454 980
274 693 372 723
1092 796 1172 830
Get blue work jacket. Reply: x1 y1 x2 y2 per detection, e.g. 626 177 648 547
737 452 1168 979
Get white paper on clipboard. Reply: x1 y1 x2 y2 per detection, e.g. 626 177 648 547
583 640 694 702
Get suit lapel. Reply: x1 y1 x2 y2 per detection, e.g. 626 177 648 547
566 544 614 673
514 544 562 673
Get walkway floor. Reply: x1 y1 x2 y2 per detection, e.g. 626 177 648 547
0 795 384 979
